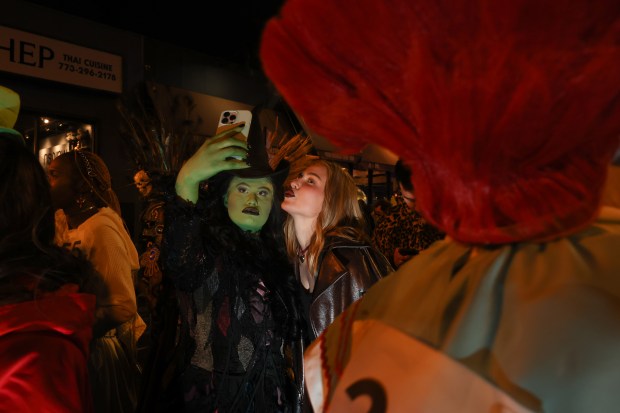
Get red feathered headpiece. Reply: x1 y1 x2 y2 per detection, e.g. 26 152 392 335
260 0 620 244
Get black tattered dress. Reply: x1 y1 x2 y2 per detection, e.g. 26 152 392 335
163 197 290 413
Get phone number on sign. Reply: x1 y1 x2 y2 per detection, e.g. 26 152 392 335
57 63 117 81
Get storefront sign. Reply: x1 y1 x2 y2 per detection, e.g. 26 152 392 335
0 25 122 93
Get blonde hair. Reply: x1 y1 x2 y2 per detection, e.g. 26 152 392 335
284 158 367 275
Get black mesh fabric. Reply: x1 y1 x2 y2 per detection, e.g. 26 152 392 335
163 194 293 413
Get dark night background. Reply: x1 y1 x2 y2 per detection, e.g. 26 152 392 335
23 0 287 71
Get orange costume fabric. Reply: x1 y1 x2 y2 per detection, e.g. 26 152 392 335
0 292 96 413
260 0 620 412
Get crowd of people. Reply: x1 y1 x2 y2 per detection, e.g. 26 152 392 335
2 0 620 412
0 87 97 412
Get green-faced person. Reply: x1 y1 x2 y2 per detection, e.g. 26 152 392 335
174 111 284 235
224 176 274 232
161 105 303 413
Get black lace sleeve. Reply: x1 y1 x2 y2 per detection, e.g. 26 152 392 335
161 192 211 292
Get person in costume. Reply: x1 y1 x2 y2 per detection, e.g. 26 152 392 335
117 81 202 413
260 0 620 412
0 86 97 413
133 169 167 312
372 158 444 268
162 106 305 412
50 150 144 413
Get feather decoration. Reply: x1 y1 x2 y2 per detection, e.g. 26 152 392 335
253 106 315 183
269 131 314 185
260 0 620 244
117 81 203 181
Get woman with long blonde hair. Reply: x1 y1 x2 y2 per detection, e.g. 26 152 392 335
281 157 392 411
282 157 392 342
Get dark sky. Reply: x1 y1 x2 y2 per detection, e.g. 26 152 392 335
25 0 286 69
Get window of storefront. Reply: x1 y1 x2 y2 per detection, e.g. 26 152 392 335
14 110 95 170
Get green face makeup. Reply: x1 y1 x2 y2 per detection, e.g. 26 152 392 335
225 176 274 233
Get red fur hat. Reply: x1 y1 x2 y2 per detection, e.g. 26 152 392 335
260 0 620 244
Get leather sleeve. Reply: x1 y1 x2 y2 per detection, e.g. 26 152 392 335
310 245 394 337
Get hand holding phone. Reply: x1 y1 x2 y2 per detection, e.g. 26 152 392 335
176 110 251 203
216 110 252 140
216 110 252 161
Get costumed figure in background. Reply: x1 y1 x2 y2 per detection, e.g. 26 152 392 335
162 104 311 412
133 169 166 311
261 1 620 412
373 159 445 269
118 81 204 412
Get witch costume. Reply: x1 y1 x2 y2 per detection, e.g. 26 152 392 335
162 108 302 413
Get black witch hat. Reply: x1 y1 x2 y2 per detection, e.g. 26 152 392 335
225 105 291 188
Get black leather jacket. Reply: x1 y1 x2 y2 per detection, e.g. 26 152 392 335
307 236 394 339
290 236 394 412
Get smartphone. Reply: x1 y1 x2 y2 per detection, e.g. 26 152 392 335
216 110 252 161
216 110 252 141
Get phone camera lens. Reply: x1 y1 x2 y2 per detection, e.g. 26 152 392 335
223 112 230 117
222 118 229 124
229 115 237 121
